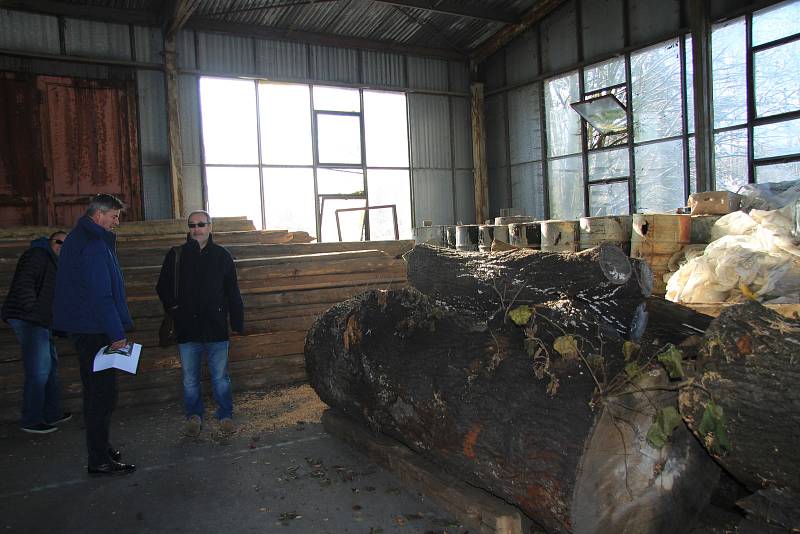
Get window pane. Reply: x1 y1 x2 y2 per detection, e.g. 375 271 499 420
548 155 584 219
313 86 360 112
263 167 316 236
364 91 409 167
367 170 412 240
712 18 747 128
317 168 364 195
754 118 800 158
584 87 628 150
688 135 697 194
755 41 800 118
545 72 582 157
259 83 312 165
317 114 362 164
589 182 629 216
635 139 685 213
320 198 367 242
200 78 258 165
685 35 695 134
756 161 800 183
631 39 683 142
753 0 800 46
588 147 629 182
206 167 262 229
584 57 625 92
714 128 749 192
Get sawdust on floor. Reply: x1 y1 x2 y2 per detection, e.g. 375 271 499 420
231 383 327 435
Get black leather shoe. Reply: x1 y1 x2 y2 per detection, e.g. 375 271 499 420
87 461 136 475
109 448 122 462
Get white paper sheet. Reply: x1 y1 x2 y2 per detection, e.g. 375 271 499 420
93 343 142 374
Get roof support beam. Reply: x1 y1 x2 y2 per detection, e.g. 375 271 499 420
160 0 201 39
471 0 567 64
369 0 518 23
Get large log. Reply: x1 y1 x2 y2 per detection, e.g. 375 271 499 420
680 300 800 495
405 243 652 316
305 288 719 533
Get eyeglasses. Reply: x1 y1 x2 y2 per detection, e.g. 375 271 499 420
188 222 209 228
53 239 64 245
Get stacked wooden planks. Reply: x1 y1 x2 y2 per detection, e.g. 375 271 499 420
0 217 412 422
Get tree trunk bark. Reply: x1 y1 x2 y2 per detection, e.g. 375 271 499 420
404 243 653 313
681 300 800 495
305 288 719 533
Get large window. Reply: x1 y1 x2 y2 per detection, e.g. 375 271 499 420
199 79 411 241
545 36 693 217
712 0 800 187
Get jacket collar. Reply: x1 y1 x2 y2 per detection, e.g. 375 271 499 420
184 233 214 250
78 215 117 249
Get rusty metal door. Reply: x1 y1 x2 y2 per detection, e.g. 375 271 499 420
0 72 47 226
37 76 142 226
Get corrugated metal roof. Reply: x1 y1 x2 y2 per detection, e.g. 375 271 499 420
8 0 550 58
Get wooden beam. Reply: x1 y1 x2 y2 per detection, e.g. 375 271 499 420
186 17 468 60
471 82 490 224
160 0 201 39
370 0 519 23
163 34 185 218
471 0 567 64
322 409 528 534
1 0 158 25
690 0 715 192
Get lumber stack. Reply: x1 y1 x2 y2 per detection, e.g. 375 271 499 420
0 218 412 421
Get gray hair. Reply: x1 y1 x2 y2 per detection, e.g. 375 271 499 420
187 210 212 224
86 194 125 216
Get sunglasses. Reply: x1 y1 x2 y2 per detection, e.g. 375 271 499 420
52 239 64 245
188 222 209 228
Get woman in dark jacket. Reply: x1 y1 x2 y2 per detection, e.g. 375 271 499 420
1 232 71 434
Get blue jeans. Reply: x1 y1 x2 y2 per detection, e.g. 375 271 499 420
8 319 62 427
177 341 233 420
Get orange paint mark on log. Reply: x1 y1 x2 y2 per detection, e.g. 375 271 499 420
463 424 481 459
343 313 362 352
736 334 752 355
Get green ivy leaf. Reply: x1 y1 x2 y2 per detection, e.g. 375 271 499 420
646 406 684 449
698 401 731 456
622 341 639 361
553 335 579 360
657 345 685 379
646 421 668 449
523 337 540 357
509 306 533 326
624 361 640 378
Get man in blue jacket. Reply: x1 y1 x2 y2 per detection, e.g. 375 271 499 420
2 231 72 434
54 194 136 476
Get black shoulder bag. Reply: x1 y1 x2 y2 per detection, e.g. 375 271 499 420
158 246 182 347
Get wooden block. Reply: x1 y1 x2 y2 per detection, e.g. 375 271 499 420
321 409 528 534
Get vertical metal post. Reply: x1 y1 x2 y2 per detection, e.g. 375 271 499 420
254 79 266 230
690 0 715 192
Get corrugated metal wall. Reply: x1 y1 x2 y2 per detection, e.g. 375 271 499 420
0 8 472 225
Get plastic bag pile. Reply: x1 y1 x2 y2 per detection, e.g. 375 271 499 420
666 182 800 304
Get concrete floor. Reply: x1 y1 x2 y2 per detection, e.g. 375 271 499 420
0 385 464 534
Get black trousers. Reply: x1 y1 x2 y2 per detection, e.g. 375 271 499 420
72 333 117 467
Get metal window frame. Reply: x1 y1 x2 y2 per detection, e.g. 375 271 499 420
198 78 413 241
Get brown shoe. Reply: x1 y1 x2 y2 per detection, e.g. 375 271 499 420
220 418 235 435
184 415 201 437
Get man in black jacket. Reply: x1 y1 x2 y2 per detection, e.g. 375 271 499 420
2 232 72 434
156 210 244 437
